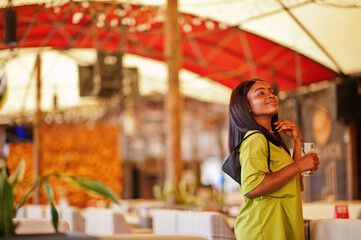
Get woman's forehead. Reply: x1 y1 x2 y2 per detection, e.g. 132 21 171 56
249 81 271 91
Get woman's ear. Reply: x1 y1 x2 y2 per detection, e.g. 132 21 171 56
247 104 252 113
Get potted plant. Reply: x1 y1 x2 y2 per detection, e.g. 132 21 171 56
0 159 122 238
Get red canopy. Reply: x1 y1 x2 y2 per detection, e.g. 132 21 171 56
0 1 338 91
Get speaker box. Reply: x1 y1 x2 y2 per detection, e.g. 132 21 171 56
97 51 123 98
329 78 361 121
4 9 17 44
78 65 95 97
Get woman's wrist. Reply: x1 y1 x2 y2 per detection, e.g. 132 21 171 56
292 161 303 174
294 136 302 144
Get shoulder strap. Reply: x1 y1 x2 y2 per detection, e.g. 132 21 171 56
266 139 272 172
233 131 259 152
236 131 272 173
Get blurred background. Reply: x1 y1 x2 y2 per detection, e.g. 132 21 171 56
0 0 361 212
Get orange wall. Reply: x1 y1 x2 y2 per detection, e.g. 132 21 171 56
6 122 122 208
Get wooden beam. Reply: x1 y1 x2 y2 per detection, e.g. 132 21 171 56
33 54 42 204
165 0 183 204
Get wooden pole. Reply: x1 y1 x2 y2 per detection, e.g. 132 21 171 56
165 0 183 204
33 54 42 204
346 120 358 199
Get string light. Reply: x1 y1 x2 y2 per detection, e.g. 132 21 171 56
218 22 228 29
81 1 89 9
44 1 230 36
205 20 215 30
0 1 233 125
192 18 202 26
110 19 119 27
183 24 192 33
72 12 83 24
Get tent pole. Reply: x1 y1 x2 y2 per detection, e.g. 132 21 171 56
33 54 42 204
165 0 183 205
295 53 311 201
295 53 303 131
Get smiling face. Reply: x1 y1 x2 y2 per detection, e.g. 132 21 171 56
246 81 279 121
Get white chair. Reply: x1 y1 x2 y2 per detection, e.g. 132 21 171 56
177 211 235 240
23 204 45 219
44 204 85 233
152 209 236 240
84 208 132 236
14 218 69 235
99 234 207 240
60 206 85 233
152 209 179 235
309 219 361 240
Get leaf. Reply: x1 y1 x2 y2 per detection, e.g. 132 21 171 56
16 177 46 210
59 174 121 204
152 185 165 201
8 159 26 189
44 181 59 233
0 170 16 237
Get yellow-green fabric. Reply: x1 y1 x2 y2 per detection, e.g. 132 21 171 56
234 131 304 240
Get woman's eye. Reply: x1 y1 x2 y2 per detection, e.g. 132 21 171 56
257 92 264 96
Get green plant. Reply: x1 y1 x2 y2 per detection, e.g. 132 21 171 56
0 159 121 237
153 173 198 207
153 172 224 210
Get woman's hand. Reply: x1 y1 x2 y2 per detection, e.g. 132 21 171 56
294 153 320 173
274 120 301 141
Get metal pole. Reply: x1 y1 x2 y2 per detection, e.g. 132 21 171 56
295 53 303 131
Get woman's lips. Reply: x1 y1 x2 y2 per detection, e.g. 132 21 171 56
267 100 278 105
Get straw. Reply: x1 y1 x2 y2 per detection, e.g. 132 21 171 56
296 131 306 155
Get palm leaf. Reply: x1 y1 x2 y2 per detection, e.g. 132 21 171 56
59 174 121 204
8 159 26 190
16 177 46 210
0 170 16 237
44 181 58 233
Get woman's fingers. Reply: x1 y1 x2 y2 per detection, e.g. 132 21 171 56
274 120 300 139
309 153 320 170
274 120 296 130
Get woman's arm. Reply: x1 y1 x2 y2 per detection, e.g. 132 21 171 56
245 120 319 199
293 136 302 161
245 156 316 199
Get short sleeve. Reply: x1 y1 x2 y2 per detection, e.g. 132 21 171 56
239 132 269 195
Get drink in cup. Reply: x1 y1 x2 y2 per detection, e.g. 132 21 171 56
301 143 314 176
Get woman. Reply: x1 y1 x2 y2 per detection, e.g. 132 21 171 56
229 79 319 240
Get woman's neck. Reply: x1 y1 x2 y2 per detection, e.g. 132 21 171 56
253 116 272 131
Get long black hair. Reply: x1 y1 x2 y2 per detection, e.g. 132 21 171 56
228 79 290 155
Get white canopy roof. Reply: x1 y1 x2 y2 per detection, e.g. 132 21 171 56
3 0 361 75
148 0 361 75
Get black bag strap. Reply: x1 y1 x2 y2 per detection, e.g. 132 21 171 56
266 138 271 172
222 131 272 185
234 131 272 173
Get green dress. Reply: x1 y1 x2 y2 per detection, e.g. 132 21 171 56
234 131 304 240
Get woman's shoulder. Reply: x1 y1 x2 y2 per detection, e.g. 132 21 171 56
240 130 268 154
244 130 267 142
242 130 268 149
